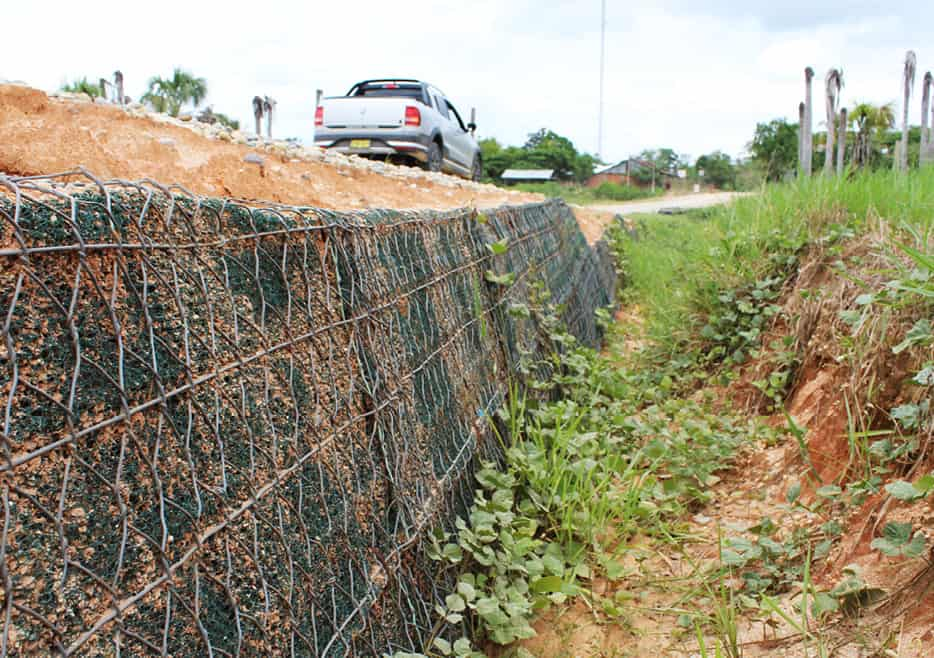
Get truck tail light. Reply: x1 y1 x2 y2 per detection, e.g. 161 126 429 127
314 106 324 127
404 106 421 127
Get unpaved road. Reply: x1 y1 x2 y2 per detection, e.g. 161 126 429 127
572 191 748 244
587 191 747 215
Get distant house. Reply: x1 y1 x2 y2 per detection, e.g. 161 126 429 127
501 169 555 184
587 159 676 189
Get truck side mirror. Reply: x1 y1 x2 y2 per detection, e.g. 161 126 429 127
468 122 477 134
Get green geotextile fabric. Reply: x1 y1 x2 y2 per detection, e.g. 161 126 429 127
0 174 616 656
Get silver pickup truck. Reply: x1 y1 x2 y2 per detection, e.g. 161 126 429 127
314 79 482 180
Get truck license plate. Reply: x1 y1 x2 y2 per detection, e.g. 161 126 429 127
349 139 371 149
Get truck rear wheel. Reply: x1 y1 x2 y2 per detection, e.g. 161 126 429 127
425 142 443 173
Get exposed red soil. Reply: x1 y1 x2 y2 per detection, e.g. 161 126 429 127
521 235 933 656
572 205 618 245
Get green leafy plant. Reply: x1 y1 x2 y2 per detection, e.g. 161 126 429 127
884 473 934 501
484 270 516 286
871 522 927 558
60 77 102 99
699 275 785 368
827 564 886 616
417 290 756 652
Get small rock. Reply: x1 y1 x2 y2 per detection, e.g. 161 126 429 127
243 153 265 166
158 137 176 147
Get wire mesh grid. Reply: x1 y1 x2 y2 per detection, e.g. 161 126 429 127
0 170 614 656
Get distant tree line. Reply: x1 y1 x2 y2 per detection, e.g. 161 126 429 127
480 129 598 183
630 148 742 190
481 134 748 191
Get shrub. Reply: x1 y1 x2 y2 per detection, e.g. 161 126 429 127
592 182 654 201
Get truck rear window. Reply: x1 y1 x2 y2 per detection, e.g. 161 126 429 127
353 86 423 100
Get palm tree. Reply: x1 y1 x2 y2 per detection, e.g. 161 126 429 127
114 70 124 106
61 77 102 100
798 102 806 175
803 67 814 175
824 69 843 175
850 102 895 168
898 51 917 172
263 96 276 138
253 96 264 135
836 108 848 176
930 79 934 167
141 68 208 117
922 72 933 167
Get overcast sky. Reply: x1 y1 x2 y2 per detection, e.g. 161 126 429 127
2 1 931 164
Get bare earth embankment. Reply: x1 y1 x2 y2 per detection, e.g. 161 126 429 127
0 84 539 211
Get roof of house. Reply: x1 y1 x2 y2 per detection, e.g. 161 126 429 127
595 161 630 175
501 169 555 180
593 159 676 178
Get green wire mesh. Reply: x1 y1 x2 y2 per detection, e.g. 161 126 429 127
0 170 616 656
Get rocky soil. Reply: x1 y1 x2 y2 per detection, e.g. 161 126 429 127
0 84 540 211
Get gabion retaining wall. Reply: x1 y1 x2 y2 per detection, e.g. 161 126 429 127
0 171 615 656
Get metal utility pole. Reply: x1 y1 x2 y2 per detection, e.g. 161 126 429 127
597 0 606 159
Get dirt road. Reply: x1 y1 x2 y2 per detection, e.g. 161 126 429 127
571 192 747 244
587 190 746 215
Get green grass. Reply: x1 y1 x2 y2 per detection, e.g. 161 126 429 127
507 181 661 205
418 287 761 654
406 168 934 658
618 168 934 357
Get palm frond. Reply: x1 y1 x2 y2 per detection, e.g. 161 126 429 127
61 77 102 98
143 69 209 117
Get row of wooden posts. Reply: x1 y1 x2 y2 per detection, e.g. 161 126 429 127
251 90 324 139
97 71 126 106
798 51 934 175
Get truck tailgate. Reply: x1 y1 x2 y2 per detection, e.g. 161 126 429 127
321 98 409 129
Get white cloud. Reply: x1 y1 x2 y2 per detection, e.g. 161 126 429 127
1 1 930 165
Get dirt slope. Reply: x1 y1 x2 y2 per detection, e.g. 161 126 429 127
517 238 934 657
0 84 539 211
